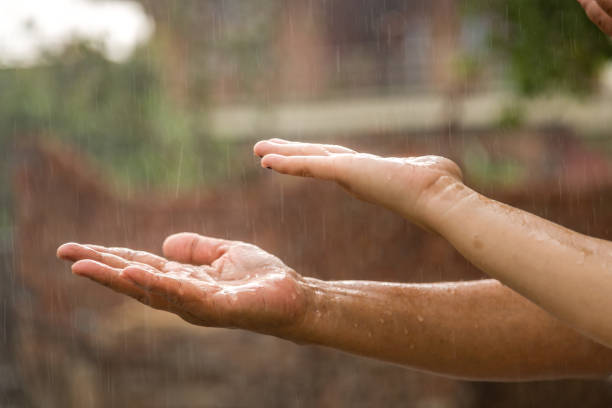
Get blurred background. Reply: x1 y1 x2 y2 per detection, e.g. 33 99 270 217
1 0 612 406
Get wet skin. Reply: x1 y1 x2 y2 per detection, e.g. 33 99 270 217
58 237 309 335
56 3 612 379
578 0 612 36
58 139 612 380
254 139 612 349
57 239 612 381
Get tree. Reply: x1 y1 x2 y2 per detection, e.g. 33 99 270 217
465 0 612 94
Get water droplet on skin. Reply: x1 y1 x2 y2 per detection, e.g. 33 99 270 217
379 318 385 324
403 327 409 335
291 293 297 300
417 315 424 323
353 323 359 328
409 344 415 350
367 331 373 338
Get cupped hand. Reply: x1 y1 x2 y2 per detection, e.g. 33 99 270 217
57 233 309 334
254 139 464 229
578 0 612 36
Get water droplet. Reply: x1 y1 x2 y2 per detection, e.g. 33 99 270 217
417 315 424 323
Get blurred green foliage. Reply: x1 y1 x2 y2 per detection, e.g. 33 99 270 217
465 0 612 95
0 42 233 233
0 43 228 192
497 102 525 129
463 142 526 188
0 2 281 232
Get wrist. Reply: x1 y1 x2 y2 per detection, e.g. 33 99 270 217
290 277 326 343
405 175 474 233
274 276 333 345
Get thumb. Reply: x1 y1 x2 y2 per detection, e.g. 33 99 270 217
163 232 231 265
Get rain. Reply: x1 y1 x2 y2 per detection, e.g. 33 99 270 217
1 0 612 407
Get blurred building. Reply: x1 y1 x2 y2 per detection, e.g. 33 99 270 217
135 0 485 105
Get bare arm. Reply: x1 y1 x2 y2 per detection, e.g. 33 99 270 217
255 139 612 348
430 186 612 348
57 236 612 381
291 278 612 381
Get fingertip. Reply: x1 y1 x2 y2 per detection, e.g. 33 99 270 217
71 259 99 276
254 140 296 158
57 242 83 261
260 153 284 169
253 140 269 157
56 243 71 259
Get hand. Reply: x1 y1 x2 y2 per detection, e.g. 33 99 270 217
56 233 309 334
578 0 612 36
254 139 464 230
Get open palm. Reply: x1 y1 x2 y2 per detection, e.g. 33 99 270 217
57 233 308 334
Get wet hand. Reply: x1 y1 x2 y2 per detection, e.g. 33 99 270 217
254 139 464 230
578 0 612 36
57 233 309 334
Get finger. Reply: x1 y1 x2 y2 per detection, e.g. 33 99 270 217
58 242 87 261
72 260 178 309
583 0 612 35
162 232 232 265
122 265 205 305
58 242 136 267
267 138 292 144
85 244 167 270
597 0 612 16
254 140 355 158
260 154 347 181
72 259 144 297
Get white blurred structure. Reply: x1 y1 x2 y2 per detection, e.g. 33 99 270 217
0 0 153 66
602 62 612 96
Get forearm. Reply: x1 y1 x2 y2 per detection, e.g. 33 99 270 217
428 182 612 347
282 278 612 381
